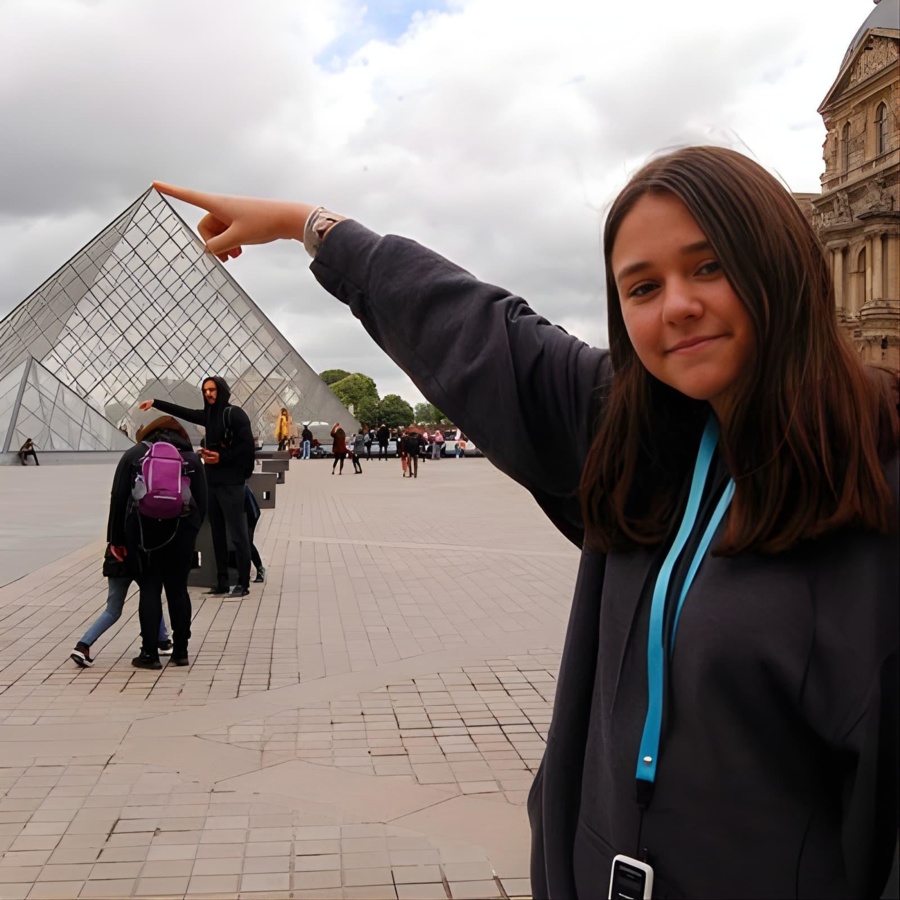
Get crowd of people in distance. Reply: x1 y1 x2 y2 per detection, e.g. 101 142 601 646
325 422 471 478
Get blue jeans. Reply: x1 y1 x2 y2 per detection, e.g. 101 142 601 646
80 577 169 647
302 440 310 459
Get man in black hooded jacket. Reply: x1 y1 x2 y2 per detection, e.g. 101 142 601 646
140 376 255 598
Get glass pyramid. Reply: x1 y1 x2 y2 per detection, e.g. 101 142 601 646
0 189 356 452
0 356 133 453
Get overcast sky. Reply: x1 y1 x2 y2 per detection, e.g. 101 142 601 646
0 0 872 406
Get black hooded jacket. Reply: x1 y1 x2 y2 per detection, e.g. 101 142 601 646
309 220 899 900
151 376 255 486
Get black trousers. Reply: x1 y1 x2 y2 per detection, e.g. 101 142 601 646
378 442 388 459
407 453 418 478
351 452 362 473
208 483 251 589
138 525 197 658
19 450 39 465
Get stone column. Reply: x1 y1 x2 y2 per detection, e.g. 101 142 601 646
872 233 884 301
832 248 844 316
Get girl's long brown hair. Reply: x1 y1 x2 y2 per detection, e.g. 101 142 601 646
580 146 898 555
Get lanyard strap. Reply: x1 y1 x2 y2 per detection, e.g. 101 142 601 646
635 417 735 793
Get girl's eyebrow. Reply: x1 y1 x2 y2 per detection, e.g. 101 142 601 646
615 240 714 282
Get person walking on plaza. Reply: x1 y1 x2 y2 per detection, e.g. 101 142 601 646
403 428 423 479
301 422 313 459
18 438 39 465
275 407 292 451
140 376 255 598
376 423 389 460
155 148 899 897
104 416 207 669
350 431 365 473
70 551 174 669
331 422 347 474
364 426 373 460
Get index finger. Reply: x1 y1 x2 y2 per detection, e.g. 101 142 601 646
152 181 223 214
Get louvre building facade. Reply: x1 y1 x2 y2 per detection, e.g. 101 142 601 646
0 189 355 459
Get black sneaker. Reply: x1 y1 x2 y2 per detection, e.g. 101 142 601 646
253 566 266 583
170 654 190 667
158 640 173 656
70 642 93 668
223 585 249 600
131 652 162 670
206 585 230 595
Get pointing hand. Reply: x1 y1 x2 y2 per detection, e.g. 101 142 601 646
152 183 316 263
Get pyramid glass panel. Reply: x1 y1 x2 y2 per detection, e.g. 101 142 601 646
1 189 355 455
3 357 133 452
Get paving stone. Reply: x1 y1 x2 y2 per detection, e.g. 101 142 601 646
0 462 568 900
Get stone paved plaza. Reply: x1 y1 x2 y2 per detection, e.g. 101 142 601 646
0 456 577 899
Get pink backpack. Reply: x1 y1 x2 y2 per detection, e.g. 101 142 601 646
132 441 191 520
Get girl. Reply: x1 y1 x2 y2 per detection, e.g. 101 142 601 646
330 422 347 475
153 145 897 898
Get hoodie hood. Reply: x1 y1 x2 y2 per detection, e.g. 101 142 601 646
202 375 231 408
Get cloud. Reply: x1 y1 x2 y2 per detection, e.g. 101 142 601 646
0 0 872 408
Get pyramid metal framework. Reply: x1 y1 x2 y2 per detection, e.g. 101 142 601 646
0 189 356 453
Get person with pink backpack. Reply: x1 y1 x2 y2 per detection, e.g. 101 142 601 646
106 416 207 669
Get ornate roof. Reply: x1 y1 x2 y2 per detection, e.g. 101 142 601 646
841 0 899 69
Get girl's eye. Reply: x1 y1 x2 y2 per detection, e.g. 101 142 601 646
697 260 721 276
627 282 657 299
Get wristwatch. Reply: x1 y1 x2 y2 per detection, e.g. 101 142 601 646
303 207 346 258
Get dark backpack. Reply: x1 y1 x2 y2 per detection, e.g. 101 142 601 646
223 406 255 480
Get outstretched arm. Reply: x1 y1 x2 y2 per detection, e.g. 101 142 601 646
152 183 314 262
152 183 608 545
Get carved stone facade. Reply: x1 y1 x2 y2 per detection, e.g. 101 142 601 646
812 1 899 371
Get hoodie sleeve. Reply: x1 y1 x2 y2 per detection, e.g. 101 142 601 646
151 399 207 427
107 446 141 545
310 221 610 546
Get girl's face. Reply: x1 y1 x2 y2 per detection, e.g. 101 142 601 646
611 192 756 417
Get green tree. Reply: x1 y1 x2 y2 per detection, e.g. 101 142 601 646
414 402 445 424
379 394 415 428
319 368 351 385
354 397 381 427
329 374 379 415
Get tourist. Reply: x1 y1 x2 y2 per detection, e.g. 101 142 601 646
431 426 444 459
331 422 347 474
301 422 313 459
244 483 266 583
140 377 255 599
153 147 898 897
350 430 365 473
275 406 291 451
403 428 423 479
105 416 207 669
18 438 39 466
70 549 175 668
376 423 390 460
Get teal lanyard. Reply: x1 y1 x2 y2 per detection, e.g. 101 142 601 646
635 417 735 794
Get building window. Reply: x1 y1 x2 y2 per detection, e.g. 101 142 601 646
875 103 888 156
841 122 850 173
